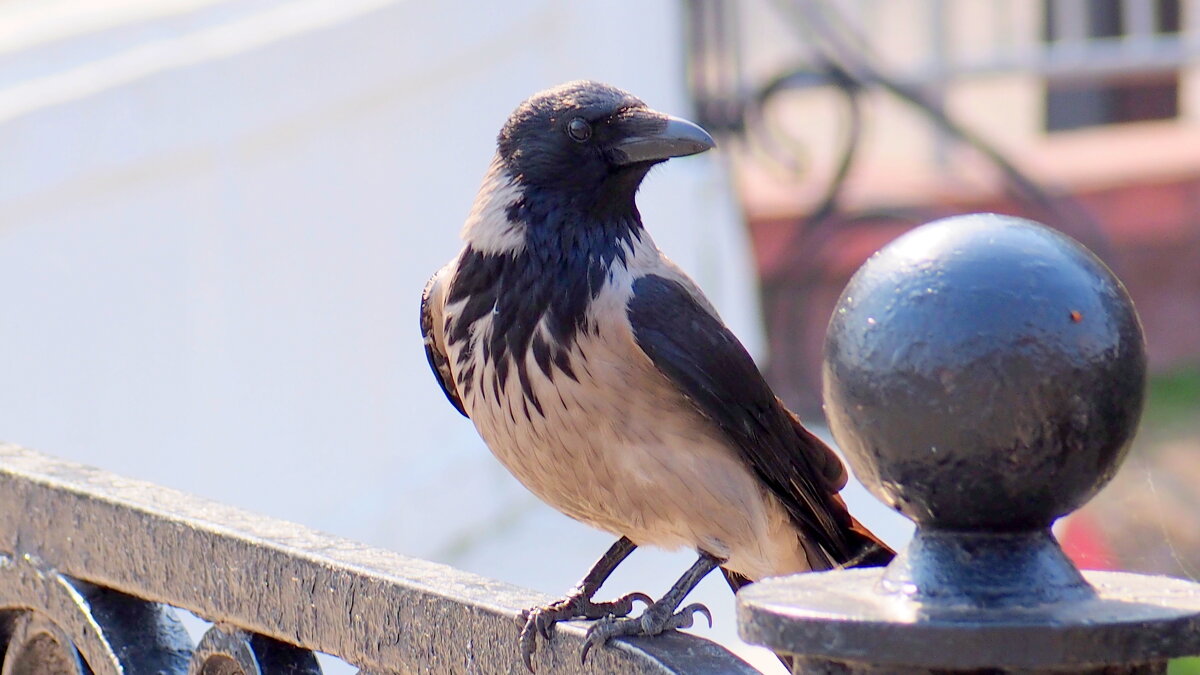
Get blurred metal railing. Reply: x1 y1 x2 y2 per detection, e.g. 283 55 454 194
682 0 1200 413
0 443 755 675
686 0 1200 112
684 0 1199 174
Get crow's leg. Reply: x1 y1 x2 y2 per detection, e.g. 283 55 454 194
518 536 650 671
580 551 723 664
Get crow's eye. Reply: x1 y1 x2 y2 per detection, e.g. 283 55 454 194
566 117 592 142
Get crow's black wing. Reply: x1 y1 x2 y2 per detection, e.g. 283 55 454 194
421 272 467 418
627 274 861 566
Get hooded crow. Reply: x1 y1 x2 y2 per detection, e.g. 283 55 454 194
421 81 893 670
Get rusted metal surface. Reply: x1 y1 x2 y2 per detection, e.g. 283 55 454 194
0 443 756 674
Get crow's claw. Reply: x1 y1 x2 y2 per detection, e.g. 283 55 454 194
517 591 652 672
579 601 713 664
680 602 713 629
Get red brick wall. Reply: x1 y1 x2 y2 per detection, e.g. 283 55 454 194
750 175 1200 414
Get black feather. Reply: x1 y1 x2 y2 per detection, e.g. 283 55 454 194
420 275 466 418
628 274 870 567
445 191 640 411
531 333 554 379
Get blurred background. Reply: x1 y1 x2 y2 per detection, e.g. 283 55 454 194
0 1 1198 673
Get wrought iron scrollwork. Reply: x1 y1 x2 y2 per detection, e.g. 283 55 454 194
0 556 328 675
191 626 322 675
0 555 190 674
1 611 86 675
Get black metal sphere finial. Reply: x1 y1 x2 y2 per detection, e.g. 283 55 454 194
823 213 1146 531
738 214 1200 673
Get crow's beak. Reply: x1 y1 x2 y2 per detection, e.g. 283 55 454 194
610 113 715 165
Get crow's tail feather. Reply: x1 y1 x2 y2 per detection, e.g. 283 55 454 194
720 519 893 672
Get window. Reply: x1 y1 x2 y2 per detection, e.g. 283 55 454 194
1043 0 1182 132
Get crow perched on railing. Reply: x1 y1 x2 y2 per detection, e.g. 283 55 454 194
420 80 893 672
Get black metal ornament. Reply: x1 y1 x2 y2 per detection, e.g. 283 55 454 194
739 214 1200 673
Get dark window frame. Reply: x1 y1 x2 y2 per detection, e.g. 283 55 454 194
1042 0 1182 132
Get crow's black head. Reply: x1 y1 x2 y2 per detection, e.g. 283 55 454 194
496 81 714 213
449 82 714 377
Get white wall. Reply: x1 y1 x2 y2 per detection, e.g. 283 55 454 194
0 0 810 671
0 0 762 551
